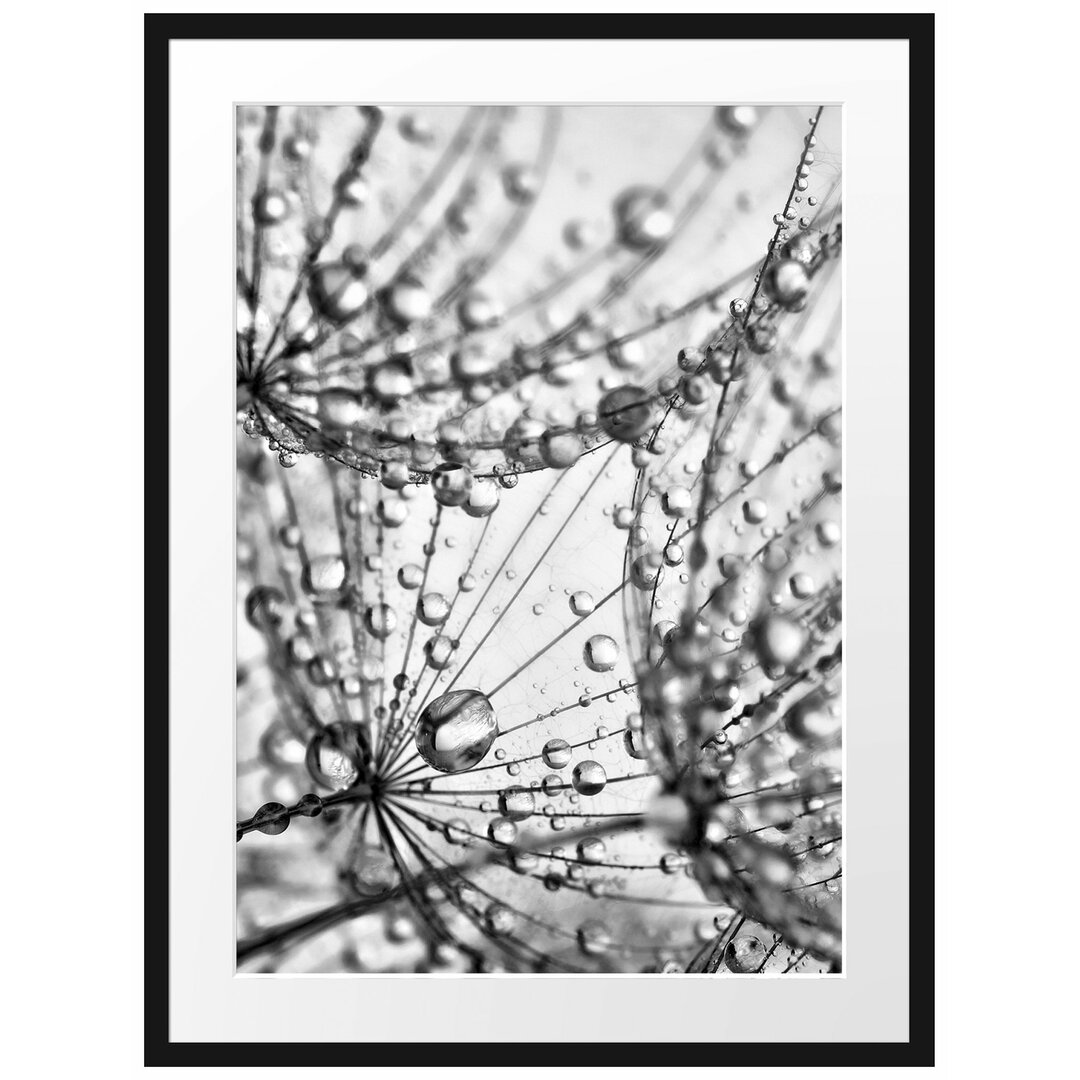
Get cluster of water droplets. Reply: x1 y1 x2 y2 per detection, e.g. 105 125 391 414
236 103 842 974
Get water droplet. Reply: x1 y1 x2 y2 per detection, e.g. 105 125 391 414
499 786 536 821
542 739 572 770
305 721 369 790
570 591 595 616
614 186 674 250
414 690 498 773
572 760 607 795
417 592 450 626
583 635 619 672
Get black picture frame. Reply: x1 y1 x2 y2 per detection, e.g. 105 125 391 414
145 12 934 1067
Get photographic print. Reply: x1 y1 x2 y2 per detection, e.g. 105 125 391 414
234 103 843 976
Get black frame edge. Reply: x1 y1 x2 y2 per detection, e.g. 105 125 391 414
145 12 935 1067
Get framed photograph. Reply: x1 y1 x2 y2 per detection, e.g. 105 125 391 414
149 12 933 1066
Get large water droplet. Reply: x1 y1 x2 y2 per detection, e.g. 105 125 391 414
415 689 498 773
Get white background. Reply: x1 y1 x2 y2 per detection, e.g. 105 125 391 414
0 0 1075 1076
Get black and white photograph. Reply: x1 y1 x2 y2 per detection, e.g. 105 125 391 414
234 103 844 976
